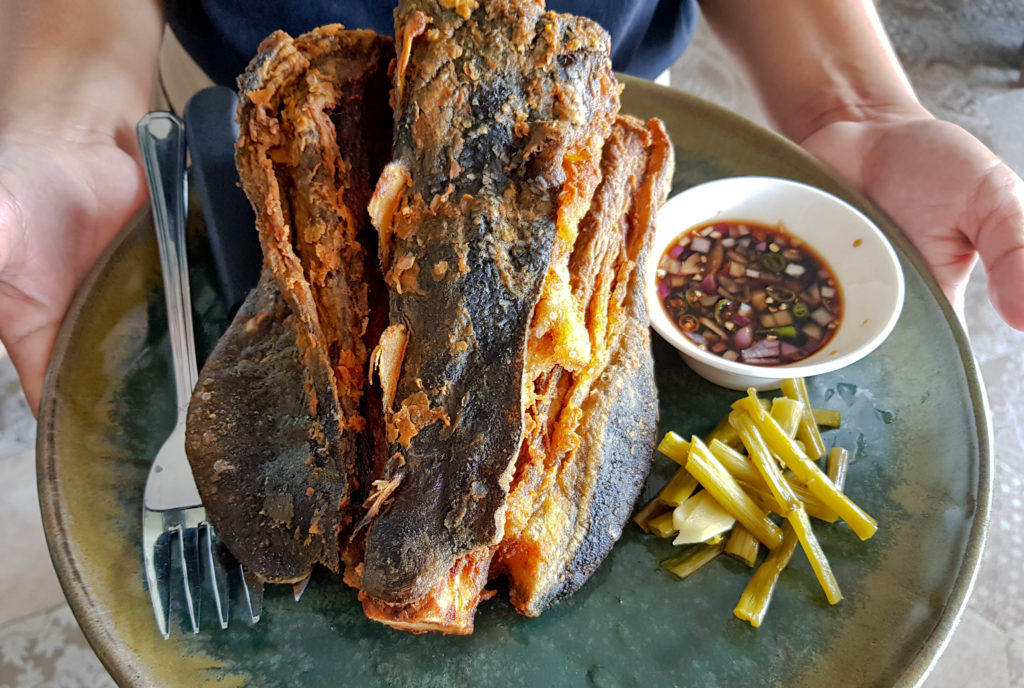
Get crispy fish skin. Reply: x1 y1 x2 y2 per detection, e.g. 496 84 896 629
186 26 392 583
186 272 348 580
361 0 620 604
506 117 674 614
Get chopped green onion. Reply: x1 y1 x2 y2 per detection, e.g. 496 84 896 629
812 408 841 428
657 431 691 466
658 468 700 507
756 326 797 338
733 524 799 626
759 252 787 273
770 397 804 438
826 447 850 491
714 298 733 325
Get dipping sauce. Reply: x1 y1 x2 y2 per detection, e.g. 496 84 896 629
656 220 842 366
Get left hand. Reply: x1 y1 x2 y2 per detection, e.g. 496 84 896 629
800 111 1024 329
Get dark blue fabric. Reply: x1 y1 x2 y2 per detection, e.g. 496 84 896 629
166 1 698 87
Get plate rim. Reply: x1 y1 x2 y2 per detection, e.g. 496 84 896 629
37 208 156 685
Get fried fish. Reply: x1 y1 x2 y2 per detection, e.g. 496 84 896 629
185 0 673 635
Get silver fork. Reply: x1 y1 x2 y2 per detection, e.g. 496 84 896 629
137 111 232 638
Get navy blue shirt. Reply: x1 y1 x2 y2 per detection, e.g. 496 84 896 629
167 1 698 87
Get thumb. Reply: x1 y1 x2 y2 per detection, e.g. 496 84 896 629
966 161 1024 331
0 187 46 415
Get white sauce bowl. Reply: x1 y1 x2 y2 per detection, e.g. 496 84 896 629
647 176 905 390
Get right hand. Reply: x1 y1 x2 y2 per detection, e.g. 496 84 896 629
0 107 149 414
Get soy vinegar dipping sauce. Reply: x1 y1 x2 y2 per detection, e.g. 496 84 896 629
656 220 843 366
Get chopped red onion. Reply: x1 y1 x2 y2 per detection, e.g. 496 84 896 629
811 307 834 327
657 281 670 298
744 357 781 365
801 283 821 306
691 236 712 253
742 337 779 361
733 324 753 349
798 344 819 358
668 243 684 258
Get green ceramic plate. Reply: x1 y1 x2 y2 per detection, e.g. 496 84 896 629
37 77 991 688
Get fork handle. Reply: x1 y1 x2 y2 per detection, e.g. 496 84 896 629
138 112 199 417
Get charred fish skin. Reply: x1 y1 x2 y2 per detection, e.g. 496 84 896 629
544 311 658 607
499 116 674 616
361 0 620 604
186 26 393 584
186 272 348 581
540 119 672 610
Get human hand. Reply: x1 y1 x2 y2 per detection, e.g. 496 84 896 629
0 111 149 414
800 113 1024 329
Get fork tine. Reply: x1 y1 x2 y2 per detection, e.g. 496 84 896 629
241 567 264 624
293 573 312 602
202 524 230 629
176 522 202 634
143 509 171 639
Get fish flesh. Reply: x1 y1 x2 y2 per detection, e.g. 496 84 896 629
185 25 393 583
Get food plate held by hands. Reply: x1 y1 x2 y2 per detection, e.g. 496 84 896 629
36 1 988 686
